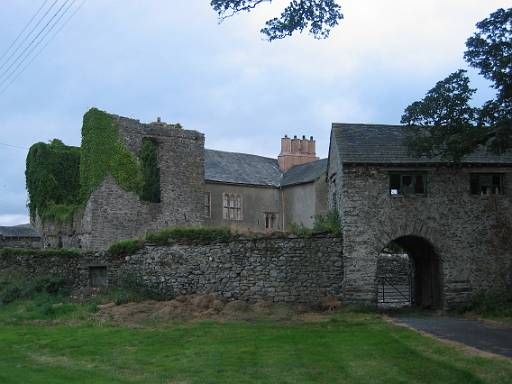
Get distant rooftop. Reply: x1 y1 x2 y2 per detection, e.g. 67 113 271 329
332 123 512 165
0 224 39 238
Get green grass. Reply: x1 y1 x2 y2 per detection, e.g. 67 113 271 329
0 304 511 383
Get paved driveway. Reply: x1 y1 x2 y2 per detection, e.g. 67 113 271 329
391 315 512 358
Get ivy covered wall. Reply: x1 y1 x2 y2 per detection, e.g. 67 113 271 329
79 108 142 201
26 108 163 223
25 139 81 220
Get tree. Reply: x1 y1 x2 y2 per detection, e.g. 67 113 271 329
401 70 484 161
210 0 343 41
403 8 512 161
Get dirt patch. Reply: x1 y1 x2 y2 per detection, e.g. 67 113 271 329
96 294 335 324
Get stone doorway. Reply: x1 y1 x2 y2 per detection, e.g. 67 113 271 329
378 236 441 309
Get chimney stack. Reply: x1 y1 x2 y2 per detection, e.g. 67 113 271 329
278 134 319 172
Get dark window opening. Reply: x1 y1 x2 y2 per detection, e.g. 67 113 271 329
390 173 427 196
89 266 108 288
140 138 161 203
470 173 504 195
264 212 276 229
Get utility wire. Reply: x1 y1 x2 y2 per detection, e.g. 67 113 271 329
0 142 28 150
0 0 86 96
0 0 70 87
0 0 51 65
0 0 59 75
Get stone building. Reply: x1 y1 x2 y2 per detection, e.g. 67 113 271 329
328 123 512 309
37 111 328 251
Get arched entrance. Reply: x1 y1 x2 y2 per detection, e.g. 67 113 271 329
377 235 441 309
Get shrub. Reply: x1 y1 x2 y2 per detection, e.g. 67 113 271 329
313 209 342 236
458 291 512 317
108 239 144 256
0 277 67 305
287 223 313 238
145 226 232 245
0 285 22 305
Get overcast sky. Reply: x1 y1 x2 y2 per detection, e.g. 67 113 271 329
0 0 509 225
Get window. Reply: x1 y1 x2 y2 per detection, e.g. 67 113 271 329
205 192 211 218
264 212 276 229
470 173 504 195
390 173 427 196
223 193 242 221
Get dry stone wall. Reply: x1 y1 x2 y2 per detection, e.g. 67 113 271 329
0 236 343 304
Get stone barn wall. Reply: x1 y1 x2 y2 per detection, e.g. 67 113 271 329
339 165 512 309
0 236 343 304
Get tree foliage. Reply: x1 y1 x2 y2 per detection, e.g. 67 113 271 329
210 0 343 41
403 8 512 161
25 139 81 219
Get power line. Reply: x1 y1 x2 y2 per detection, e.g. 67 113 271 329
0 0 86 96
0 0 59 75
0 0 70 88
0 142 28 150
0 0 51 65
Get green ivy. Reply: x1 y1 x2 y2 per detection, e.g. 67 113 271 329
27 108 165 224
79 108 118 200
40 203 80 223
140 138 161 203
25 139 81 220
79 108 143 200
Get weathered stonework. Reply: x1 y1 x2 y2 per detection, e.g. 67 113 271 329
332 164 512 309
0 236 343 304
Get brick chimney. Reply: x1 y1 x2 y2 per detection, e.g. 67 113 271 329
278 134 319 172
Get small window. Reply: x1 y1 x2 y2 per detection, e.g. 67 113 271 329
89 266 107 288
205 192 211 218
264 212 276 229
223 193 243 221
389 173 427 196
470 173 504 195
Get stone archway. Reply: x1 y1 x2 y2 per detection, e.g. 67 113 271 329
378 235 441 308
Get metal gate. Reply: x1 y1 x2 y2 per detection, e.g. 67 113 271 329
377 274 412 306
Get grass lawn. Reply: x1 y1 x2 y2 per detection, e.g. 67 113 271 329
0 302 511 384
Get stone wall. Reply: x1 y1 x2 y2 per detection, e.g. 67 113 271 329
0 236 343 304
337 165 512 309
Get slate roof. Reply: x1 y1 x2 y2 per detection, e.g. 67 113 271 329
205 149 282 187
204 149 327 187
332 123 512 165
281 159 328 187
0 224 39 238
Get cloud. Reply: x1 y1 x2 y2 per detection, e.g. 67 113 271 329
0 214 29 226
0 0 508 219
